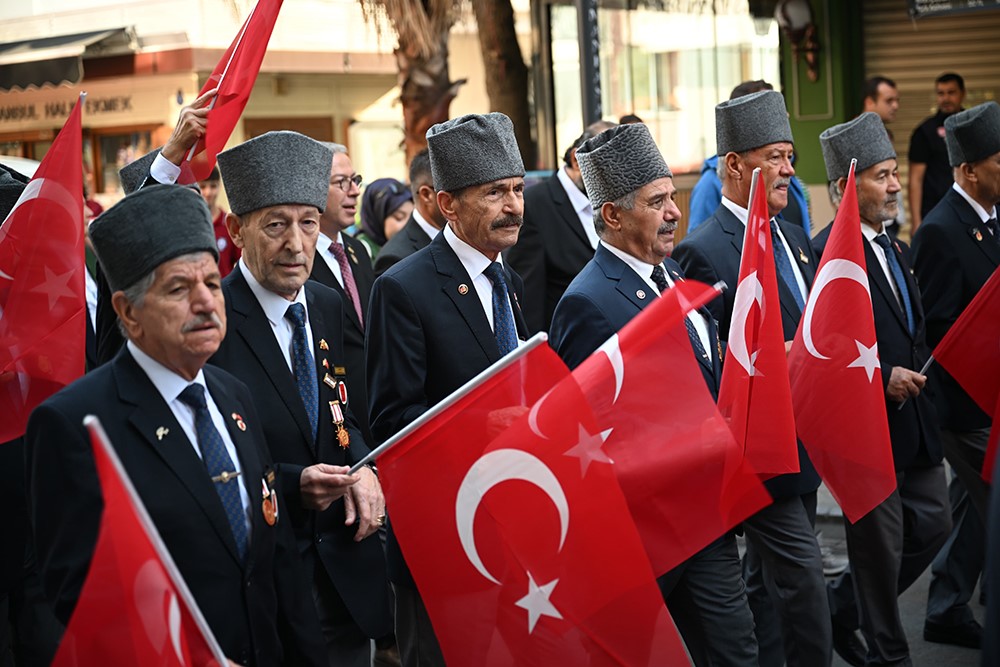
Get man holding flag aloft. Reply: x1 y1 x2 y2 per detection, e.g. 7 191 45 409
816 111 951 667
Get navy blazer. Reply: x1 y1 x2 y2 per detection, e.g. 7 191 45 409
373 215 432 277
674 202 821 499
210 269 391 639
506 173 597 333
912 187 1000 431
309 233 377 446
366 231 528 586
26 350 326 667
549 244 721 399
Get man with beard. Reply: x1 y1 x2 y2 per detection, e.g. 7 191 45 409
673 90 830 667
908 73 966 233
816 112 951 667
506 119 615 332
549 123 758 667
366 112 529 667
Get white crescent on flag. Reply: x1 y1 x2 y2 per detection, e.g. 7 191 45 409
597 334 624 403
802 258 871 360
1 178 81 242
729 271 765 376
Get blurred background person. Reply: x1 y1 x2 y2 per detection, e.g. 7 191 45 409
355 178 413 260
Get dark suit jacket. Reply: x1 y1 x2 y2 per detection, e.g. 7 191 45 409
911 187 1000 431
210 269 391 639
309 233 376 445
366 232 528 585
373 215 432 277
813 228 944 469
506 173 596 333
549 245 721 398
673 203 821 499
26 350 326 667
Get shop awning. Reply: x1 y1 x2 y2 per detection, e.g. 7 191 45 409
0 28 137 92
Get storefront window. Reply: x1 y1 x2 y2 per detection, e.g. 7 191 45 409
99 131 153 195
550 1 780 174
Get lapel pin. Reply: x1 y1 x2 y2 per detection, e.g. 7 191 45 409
458 284 469 295
333 365 347 375
636 289 646 300
798 247 809 263
323 373 338 390
261 478 278 526
974 229 983 242
231 412 246 431
155 427 169 441
319 339 329 351
322 358 330 370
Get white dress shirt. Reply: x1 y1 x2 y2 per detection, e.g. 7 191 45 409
861 223 904 310
238 260 314 373
127 340 252 538
316 230 348 288
84 269 98 333
411 208 441 241
443 224 517 333
952 181 998 229
556 165 599 249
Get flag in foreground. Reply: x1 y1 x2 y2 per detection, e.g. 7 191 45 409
788 161 895 523
0 93 86 442
52 417 227 667
571 279 772 576
718 170 799 475
378 341 688 666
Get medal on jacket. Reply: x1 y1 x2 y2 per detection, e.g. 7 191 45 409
330 400 350 448
261 474 278 526
798 246 809 263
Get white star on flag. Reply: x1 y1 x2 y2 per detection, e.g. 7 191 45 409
563 423 613 476
29 266 76 310
847 339 880 383
515 573 562 633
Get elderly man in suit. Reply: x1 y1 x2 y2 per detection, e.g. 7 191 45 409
309 142 377 447
912 101 1000 650
374 150 446 276
366 113 529 667
207 132 391 667
26 184 328 667
673 90 831 667
506 119 615 333
548 123 758 667
815 112 951 667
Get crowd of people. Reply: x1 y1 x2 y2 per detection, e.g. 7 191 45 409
0 68 996 667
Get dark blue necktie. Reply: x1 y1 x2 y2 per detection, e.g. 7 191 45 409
178 384 248 561
651 265 709 363
483 262 518 356
770 220 805 312
873 233 916 336
285 303 318 438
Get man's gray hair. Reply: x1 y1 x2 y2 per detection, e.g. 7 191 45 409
323 142 348 156
717 150 751 181
827 180 843 208
594 188 638 237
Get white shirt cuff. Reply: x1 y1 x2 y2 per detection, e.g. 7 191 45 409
150 153 182 185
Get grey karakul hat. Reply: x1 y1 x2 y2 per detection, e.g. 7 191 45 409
819 112 896 181
118 149 160 194
426 113 524 193
716 90 793 155
576 123 672 210
217 131 333 216
945 101 1000 167
89 184 218 291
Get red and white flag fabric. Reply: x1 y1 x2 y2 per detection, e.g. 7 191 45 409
0 93 86 442
52 417 227 667
571 280 772 576
788 161 895 523
718 171 799 475
183 0 283 182
378 341 688 666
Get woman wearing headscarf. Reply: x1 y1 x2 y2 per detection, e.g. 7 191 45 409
355 177 413 259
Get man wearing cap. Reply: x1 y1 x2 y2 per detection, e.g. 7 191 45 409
673 89 830 667
309 142 377 447
548 123 758 667
816 112 951 667
911 101 1000 650
208 131 392 667
25 184 328 667
506 119 616 333
366 112 529 666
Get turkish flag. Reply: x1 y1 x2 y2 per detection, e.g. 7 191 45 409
931 264 1000 417
183 0 283 183
52 417 227 666
571 280 772 577
718 172 799 475
788 163 895 523
0 94 85 442
378 342 688 666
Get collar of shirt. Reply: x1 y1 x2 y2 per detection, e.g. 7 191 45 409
861 221 904 304
127 339 208 405
317 230 346 286
557 166 599 249
721 196 750 225
239 258 309 328
444 224 512 330
85 269 98 332
952 181 998 223
600 240 661 293
412 208 441 241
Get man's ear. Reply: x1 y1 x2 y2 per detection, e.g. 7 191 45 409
437 191 460 223
226 212 245 249
724 152 744 181
600 201 622 232
112 291 141 341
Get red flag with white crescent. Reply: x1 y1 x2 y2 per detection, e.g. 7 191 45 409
718 171 799 475
788 162 896 523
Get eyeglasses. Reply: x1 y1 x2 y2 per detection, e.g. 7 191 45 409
331 174 363 192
